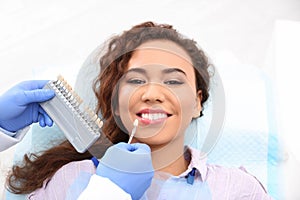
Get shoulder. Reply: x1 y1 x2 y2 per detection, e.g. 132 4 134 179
50 159 96 186
58 159 96 173
51 160 96 185
206 164 272 199
28 160 96 200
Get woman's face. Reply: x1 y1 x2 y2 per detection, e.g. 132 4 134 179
115 40 202 148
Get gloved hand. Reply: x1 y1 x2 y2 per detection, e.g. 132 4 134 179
96 142 154 200
0 80 55 132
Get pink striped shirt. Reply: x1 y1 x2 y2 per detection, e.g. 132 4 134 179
28 147 273 200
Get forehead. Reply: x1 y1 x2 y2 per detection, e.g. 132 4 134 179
128 40 195 77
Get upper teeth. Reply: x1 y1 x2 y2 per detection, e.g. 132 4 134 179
141 113 167 120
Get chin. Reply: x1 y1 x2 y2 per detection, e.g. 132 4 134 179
137 136 175 148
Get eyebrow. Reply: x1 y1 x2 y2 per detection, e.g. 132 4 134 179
126 68 147 75
162 68 186 76
126 67 186 76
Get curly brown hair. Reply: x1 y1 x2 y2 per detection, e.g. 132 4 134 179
6 21 212 194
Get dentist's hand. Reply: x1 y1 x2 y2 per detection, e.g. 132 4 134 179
96 142 154 200
0 80 55 132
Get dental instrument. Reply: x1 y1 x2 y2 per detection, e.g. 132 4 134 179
128 119 138 144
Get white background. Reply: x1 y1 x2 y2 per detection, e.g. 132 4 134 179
0 0 300 199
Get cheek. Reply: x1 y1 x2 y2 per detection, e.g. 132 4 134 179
117 86 139 132
172 87 198 128
173 87 197 114
118 86 131 108
118 85 140 111
154 86 198 140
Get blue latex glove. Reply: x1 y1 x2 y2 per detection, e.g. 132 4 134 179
97 142 154 200
0 80 55 132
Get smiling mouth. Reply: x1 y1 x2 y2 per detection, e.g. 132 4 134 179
136 109 172 125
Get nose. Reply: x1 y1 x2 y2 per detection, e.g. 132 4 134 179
141 83 165 103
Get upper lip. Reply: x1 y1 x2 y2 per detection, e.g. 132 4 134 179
136 108 172 117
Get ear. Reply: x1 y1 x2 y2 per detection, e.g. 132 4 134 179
192 90 202 118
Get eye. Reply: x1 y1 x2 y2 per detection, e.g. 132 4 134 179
164 80 184 85
127 78 146 84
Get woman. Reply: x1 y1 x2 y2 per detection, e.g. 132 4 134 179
6 21 273 199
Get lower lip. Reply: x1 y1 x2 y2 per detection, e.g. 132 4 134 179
138 116 168 125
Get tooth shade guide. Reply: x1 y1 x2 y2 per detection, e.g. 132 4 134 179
39 75 103 153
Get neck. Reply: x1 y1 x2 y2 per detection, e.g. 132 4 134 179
150 137 188 176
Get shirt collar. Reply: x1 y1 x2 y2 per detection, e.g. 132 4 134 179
178 146 208 181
